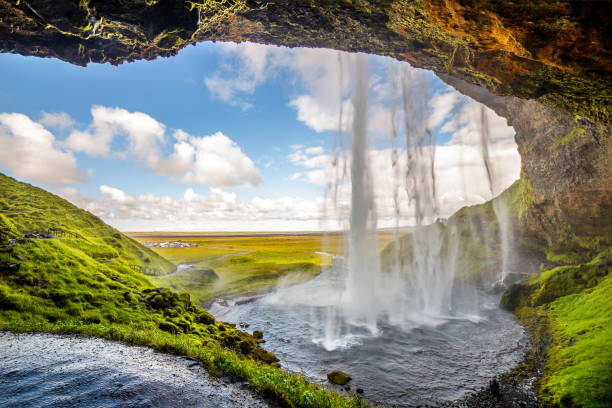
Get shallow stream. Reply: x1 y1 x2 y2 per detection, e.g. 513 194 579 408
0 332 271 408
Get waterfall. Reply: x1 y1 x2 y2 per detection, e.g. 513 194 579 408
343 54 380 332
270 54 506 350
492 195 511 284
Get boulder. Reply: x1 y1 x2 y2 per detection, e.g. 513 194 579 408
327 370 351 385
0 263 20 275
252 330 263 339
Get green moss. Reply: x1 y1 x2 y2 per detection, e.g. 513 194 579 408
500 249 612 407
517 174 535 222
552 127 585 149
540 273 612 407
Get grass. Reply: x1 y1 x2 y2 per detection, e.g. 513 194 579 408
131 233 396 304
501 248 612 407
0 172 366 407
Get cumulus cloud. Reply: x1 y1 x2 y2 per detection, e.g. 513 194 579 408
208 44 446 143
64 105 165 167
38 111 75 130
0 113 84 184
58 184 325 231
62 106 262 188
156 131 263 187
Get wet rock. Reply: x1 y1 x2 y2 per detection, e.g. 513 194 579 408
252 330 263 339
327 370 351 385
489 378 501 399
356 388 364 394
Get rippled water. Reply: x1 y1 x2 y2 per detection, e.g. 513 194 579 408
210 270 527 407
0 332 271 408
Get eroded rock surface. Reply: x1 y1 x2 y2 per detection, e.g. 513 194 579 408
0 0 610 257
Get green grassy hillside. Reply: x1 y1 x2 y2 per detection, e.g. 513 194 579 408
501 249 612 407
380 178 529 285
0 173 364 408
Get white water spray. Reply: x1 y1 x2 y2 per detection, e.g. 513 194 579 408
493 195 511 284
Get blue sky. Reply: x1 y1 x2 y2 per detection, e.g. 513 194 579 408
0 42 520 231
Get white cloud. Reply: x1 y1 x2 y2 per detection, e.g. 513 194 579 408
58 184 325 231
428 91 461 130
204 42 280 108
305 146 324 155
157 131 263 188
64 106 165 167
62 106 263 188
100 185 130 202
0 113 84 184
38 111 75 130
289 96 352 133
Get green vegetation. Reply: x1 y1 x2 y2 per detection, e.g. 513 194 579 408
500 249 612 407
380 181 528 285
0 173 365 407
132 233 394 304
552 127 585 149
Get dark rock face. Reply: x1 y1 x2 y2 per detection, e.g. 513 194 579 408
440 74 611 259
1 1 609 120
0 0 609 257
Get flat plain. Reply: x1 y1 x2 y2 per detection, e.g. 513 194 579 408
129 232 397 304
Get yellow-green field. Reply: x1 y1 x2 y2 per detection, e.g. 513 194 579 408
128 233 396 304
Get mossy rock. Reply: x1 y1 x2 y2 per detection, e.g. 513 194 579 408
327 370 351 385
196 311 215 325
253 330 263 339
239 340 252 354
253 347 279 364
159 321 180 334
500 282 533 312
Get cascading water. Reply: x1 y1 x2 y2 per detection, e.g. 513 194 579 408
493 194 511 284
209 52 527 406
316 56 487 345
343 54 380 332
